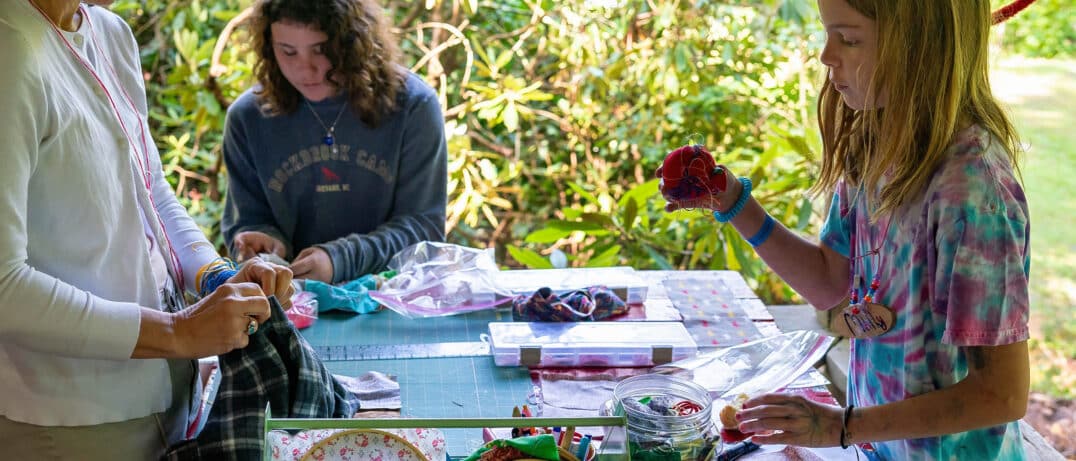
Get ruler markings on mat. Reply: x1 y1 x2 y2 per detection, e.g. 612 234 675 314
313 341 491 361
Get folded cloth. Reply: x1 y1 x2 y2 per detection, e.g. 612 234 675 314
163 296 361 461
512 286 627 322
333 371 401 410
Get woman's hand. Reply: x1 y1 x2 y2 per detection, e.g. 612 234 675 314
232 231 286 262
655 160 741 213
291 247 334 283
170 282 271 358
735 393 844 447
229 256 294 309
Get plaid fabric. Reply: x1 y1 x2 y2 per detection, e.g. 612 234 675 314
164 297 360 461
511 286 627 322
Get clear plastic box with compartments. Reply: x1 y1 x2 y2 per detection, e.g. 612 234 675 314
487 321 698 368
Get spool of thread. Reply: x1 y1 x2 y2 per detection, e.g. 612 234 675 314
575 434 592 460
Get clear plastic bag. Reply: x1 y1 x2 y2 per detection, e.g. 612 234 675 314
368 241 513 318
654 330 835 400
285 290 319 329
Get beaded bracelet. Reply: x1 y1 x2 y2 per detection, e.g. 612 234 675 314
746 214 776 247
840 404 855 449
712 177 752 223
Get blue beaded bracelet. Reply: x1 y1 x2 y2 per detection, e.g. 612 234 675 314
747 214 776 247
713 177 752 223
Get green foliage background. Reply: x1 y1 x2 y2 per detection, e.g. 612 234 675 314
994 0 1076 58
113 0 1070 306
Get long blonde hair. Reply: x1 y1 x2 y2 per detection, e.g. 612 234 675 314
811 0 1021 219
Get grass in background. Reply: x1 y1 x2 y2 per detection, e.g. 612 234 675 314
992 56 1076 398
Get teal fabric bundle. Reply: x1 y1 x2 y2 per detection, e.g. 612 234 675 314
302 271 394 315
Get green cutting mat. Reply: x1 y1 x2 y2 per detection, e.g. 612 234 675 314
322 357 532 418
304 308 513 345
302 308 534 456
324 357 534 457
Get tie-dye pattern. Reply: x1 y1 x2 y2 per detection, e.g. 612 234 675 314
819 125 1030 460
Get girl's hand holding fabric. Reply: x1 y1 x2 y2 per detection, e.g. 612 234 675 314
233 231 287 262
172 282 271 358
291 247 334 283
229 257 295 309
655 158 741 213
735 394 843 447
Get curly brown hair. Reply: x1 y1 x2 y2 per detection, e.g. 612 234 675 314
249 0 405 126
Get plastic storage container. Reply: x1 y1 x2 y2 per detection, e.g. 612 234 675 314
607 374 718 461
487 322 697 367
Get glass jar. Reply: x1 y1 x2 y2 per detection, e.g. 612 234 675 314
609 373 718 461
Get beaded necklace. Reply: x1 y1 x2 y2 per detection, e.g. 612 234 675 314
839 211 896 338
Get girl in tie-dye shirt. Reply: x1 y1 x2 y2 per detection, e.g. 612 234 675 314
816 124 1029 459
659 1 1030 459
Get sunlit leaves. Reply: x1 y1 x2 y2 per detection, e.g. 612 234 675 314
507 245 554 269
124 0 831 303
470 76 554 132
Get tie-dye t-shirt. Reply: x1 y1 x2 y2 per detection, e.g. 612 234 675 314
819 125 1030 460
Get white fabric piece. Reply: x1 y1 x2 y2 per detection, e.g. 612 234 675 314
334 371 402 410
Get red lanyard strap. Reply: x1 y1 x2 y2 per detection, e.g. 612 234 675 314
25 1 187 290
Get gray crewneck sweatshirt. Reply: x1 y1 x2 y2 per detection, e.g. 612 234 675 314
221 72 447 282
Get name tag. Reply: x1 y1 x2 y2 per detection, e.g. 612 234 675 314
828 302 895 338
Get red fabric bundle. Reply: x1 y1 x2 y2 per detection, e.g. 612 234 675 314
660 145 726 201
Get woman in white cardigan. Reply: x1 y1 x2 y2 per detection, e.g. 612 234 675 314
0 1 293 458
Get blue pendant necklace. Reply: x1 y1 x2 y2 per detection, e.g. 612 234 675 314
305 99 348 154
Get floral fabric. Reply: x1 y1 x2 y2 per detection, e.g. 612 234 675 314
267 428 446 461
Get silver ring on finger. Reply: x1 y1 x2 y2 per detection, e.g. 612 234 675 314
246 317 258 336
